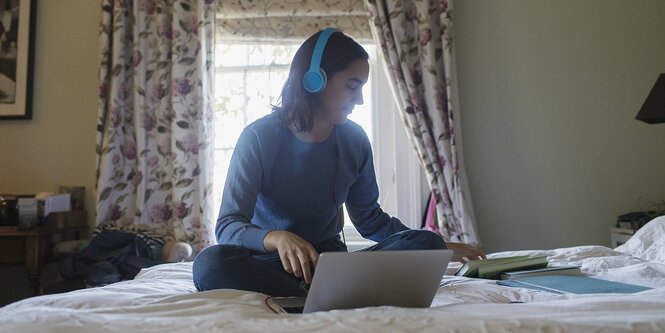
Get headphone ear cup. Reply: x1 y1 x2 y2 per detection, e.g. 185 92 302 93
303 68 327 93
303 28 337 93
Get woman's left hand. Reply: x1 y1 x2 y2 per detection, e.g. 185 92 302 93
446 242 486 263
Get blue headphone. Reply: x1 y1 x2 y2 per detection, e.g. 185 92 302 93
302 28 339 93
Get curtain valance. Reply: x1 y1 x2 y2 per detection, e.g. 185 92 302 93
216 0 371 42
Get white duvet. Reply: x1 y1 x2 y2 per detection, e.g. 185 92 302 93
2 217 665 333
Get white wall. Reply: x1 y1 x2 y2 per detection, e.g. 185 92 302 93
455 0 665 252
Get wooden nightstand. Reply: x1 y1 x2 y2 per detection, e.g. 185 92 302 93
0 211 88 297
609 227 635 248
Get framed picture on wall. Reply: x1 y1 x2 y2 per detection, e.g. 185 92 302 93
0 0 35 120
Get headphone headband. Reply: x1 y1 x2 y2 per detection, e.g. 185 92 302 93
303 28 339 93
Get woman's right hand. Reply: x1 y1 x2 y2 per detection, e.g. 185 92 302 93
263 230 319 284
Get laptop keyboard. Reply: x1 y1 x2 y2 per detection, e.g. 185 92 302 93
283 306 304 314
271 296 307 314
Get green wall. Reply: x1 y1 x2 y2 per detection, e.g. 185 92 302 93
456 0 665 251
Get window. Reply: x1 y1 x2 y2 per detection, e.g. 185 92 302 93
212 43 298 207
213 42 424 249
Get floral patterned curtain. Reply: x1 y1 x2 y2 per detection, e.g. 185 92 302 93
95 0 216 254
365 0 479 244
216 0 372 42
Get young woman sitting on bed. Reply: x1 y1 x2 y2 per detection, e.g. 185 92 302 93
192 28 485 297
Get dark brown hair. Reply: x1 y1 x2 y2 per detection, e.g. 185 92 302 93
272 30 369 132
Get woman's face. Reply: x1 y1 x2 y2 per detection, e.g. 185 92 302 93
316 59 369 125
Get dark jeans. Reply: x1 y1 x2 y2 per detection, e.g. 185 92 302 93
192 229 446 296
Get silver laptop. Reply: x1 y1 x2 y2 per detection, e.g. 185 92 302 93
268 249 452 314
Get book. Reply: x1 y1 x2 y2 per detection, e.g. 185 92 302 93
454 255 548 279
499 265 581 280
477 256 548 279
454 255 528 278
496 275 652 294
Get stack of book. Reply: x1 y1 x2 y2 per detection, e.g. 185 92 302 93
453 255 652 294
616 211 656 231
454 255 581 280
611 211 660 247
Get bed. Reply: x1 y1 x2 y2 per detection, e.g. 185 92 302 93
2 217 665 333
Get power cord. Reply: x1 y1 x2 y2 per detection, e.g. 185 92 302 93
333 127 347 247
264 296 279 314
340 207 347 246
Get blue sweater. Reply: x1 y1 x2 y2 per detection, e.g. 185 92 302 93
216 114 408 253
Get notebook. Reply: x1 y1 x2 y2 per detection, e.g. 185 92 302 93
496 275 652 294
499 265 582 280
268 249 453 314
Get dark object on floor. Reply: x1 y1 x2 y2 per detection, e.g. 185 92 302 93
58 230 165 287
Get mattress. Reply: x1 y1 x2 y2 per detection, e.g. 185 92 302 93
1 217 665 333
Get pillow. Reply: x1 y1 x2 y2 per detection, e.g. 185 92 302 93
615 216 665 264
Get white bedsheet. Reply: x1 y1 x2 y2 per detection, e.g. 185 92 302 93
2 217 665 333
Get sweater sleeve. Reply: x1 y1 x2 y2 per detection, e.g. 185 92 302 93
345 133 409 242
215 127 270 253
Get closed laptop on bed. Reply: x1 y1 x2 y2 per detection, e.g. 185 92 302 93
269 249 452 314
